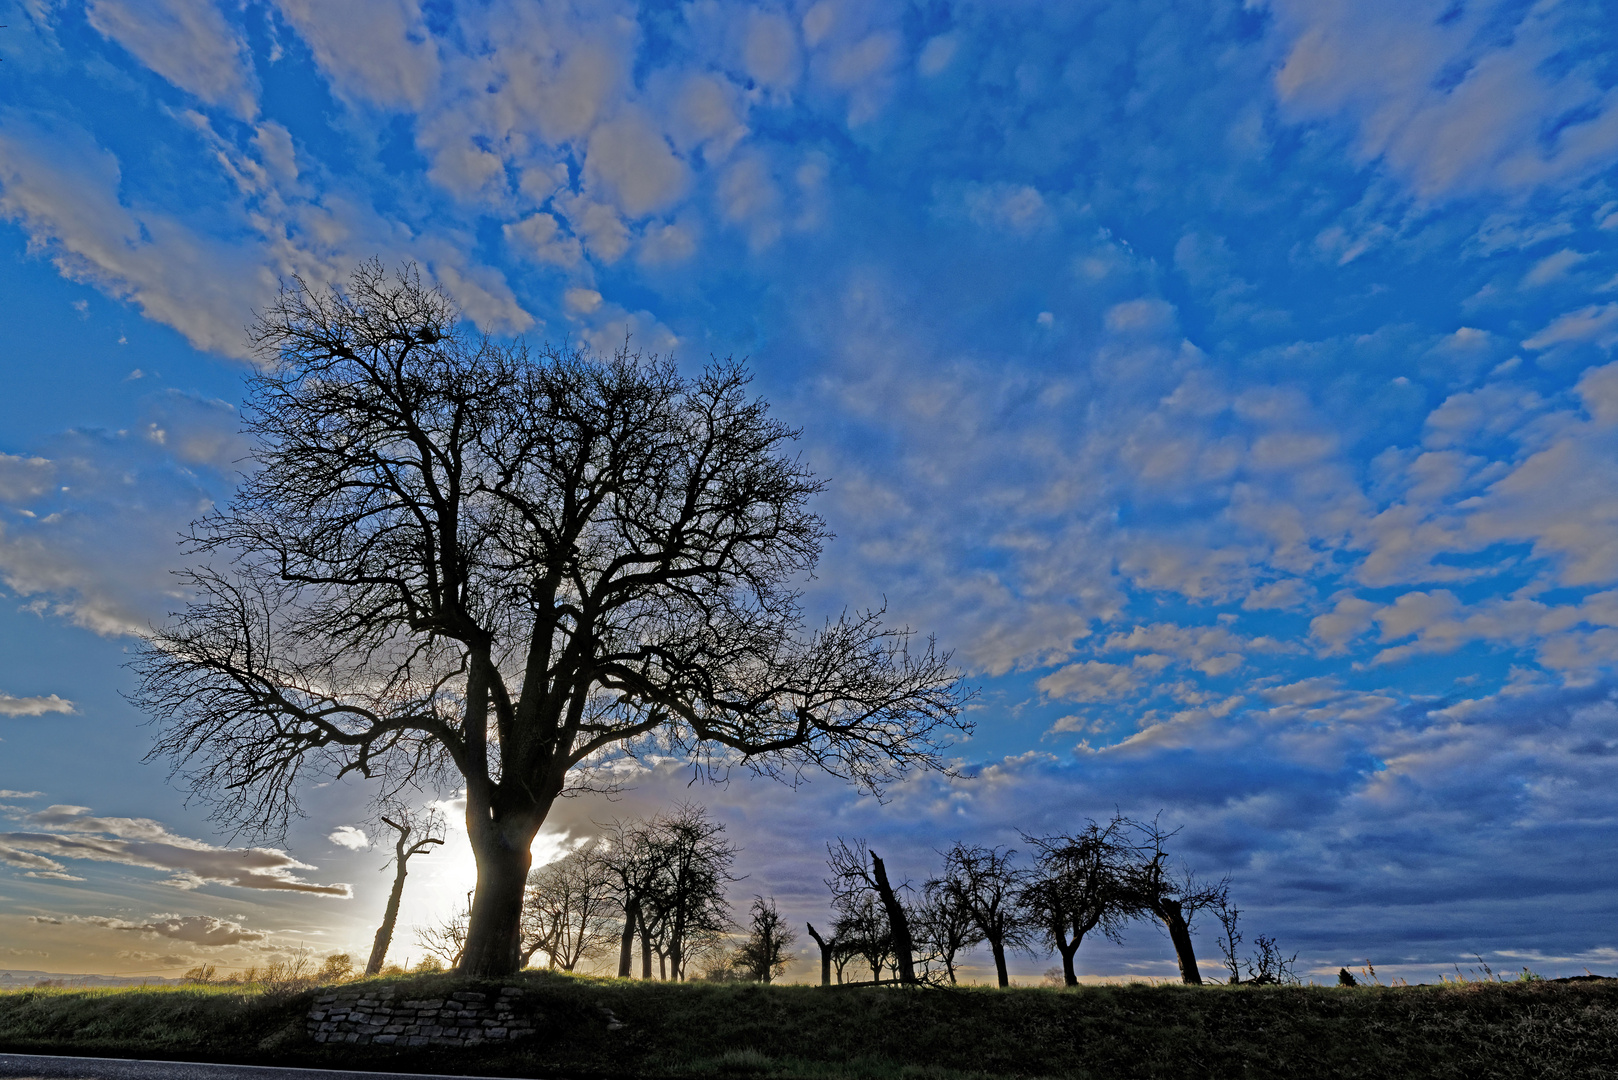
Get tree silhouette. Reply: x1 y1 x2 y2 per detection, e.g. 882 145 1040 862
133 264 968 976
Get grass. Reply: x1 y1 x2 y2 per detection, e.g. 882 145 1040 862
3 972 1617 1079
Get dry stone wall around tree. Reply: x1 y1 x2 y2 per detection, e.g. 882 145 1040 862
307 986 537 1047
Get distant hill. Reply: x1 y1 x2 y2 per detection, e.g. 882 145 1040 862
0 969 179 987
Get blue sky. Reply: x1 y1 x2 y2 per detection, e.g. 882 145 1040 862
3 0 1618 984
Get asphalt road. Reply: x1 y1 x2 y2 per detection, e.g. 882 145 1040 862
0 1054 544 1080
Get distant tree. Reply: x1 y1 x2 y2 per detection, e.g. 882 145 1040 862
417 890 472 969
805 921 838 986
1020 816 1133 987
521 840 619 970
733 896 797 983
825 837 919 984
366 807 444 976
832 890 893 983
600 817 665 978
1119 819 1226 986
932 843 1033 988
132 263 970 976
640 804 737 981
315 953 356 983
911 881 983 985
1214 895 1244 985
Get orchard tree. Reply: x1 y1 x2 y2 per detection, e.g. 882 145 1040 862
133 264 969 977
932 843 1032 988
1019 816 1133 987
733 895 796 983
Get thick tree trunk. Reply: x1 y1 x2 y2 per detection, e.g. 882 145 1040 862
1055 928 1080 987
458 806 542 978
869 851 917 985
989 936 1009 988
806 923 832 986
365 860 410 976
617 896 639 977
1158 901 1203 985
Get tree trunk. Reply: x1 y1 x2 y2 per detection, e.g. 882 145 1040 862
1055 926 1080 987
869 851 917 985
806 923 832 986
617 896 639 977
457 806 541 978
640 916 653 979
1158 901 1203 985
365 858 410 976
989 936 1009 988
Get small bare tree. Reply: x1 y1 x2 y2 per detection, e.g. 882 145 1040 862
521 840 619 970
1020 816 1133 987
1119 819 1227 986
931 843 1032 988
132 264 969 977
366 806 444 976
733 895 796 983
912 881 983 985
417 890 472 968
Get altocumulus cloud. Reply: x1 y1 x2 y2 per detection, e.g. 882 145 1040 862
0 806 349 896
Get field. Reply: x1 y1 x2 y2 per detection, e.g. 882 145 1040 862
2 972 1616 1079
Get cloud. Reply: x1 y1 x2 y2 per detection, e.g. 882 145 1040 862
0 792 42 800
1272 0 1618 196
270 0 439 109
0 694 74 717
86 0 259 119
0 806 349 896
1523 304 1618 353
72 913 265 947
327 826 369 851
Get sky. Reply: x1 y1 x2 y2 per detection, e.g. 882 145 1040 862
2 0 1618 987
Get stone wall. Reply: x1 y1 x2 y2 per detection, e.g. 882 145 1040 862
307 986 537 1047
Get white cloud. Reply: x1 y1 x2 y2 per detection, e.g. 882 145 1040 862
0 806 350 895
327 826 370 851
87 0 258 119
1272 0 1618 196
72 913 266 947
1524 304 1618 353
503 212 583 268
0 694 74 717
584 109 690 218
271 0 439 109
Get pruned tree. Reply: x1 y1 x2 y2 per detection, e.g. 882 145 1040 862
366 806 444 976
1019 816 1133 987
1119 818 1226 986
825 837 918 984
733 895 796 983
132 264 970 976
805 921 837 986
912 881 982 985
520 840 619 970
932 843 1032 988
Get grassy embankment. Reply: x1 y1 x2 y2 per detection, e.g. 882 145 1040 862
2 972 1616 1079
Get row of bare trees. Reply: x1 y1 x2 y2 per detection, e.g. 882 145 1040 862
808 815 1232 987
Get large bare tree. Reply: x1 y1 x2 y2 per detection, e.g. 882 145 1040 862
1019 815 1133 987
132 264 969 976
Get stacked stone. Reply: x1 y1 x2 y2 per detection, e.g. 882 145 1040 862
307 986 537 1047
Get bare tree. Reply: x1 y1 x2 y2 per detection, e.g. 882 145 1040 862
1119 818 1226 986
911 882 983 985
832 890 892 983
1019 816 1133 987
600 817 664 978
365 807 444 976
932 844 1032 988
638 803 736 981
417 890 472 968
733 896 796 983
132 264 970 976
521 840 619 970
825 837 919 984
